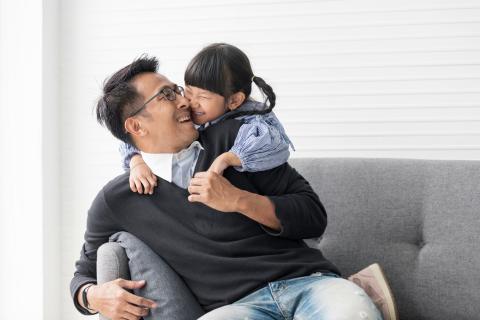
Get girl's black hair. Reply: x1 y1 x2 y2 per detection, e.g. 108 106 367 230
184 43 276 120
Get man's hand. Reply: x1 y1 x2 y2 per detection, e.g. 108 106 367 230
188 171 281 230
187 171 242 212
82 279 157 320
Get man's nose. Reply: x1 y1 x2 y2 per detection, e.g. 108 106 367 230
176 94 190 110
188 96 198 109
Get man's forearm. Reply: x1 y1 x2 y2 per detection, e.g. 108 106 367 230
235 190 281 231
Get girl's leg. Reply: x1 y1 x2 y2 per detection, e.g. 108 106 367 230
109 231 205 320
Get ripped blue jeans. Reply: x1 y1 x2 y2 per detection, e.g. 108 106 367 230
199 273 382 320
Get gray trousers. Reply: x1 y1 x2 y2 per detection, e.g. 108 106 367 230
97 231 205 320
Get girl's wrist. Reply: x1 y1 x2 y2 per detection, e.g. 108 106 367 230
224 152 241 167
130 154 144 168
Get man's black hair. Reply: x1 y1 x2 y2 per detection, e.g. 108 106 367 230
95 55 159 145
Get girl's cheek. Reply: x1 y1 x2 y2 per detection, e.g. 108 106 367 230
200 104 212 115
199 102 213 115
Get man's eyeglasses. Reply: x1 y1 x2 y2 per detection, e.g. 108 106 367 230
127 85 185 118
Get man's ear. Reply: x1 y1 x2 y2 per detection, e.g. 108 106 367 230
226 92 246 111
124 117 147 138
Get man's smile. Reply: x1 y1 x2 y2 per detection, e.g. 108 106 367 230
177 113 192 123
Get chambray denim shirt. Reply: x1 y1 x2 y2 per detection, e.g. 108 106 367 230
119 100 294 181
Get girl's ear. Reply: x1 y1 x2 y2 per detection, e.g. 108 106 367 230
125 117 147 137
226 91 246 111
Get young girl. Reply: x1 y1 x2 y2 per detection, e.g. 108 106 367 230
120 43 294 194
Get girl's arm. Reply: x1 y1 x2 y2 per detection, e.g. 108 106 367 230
129 155 157 194
208 114 293 174
119 141 140 171
208 151 242 175
119 142 157 194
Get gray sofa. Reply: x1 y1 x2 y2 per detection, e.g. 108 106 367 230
97 158 480 320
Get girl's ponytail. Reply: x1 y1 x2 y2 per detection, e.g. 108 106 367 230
252 75 276 114
223 75 276 120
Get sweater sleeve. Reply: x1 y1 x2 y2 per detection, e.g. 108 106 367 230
70 189 121 315
119 141 140 171
229 115 291 172
245 163 327 240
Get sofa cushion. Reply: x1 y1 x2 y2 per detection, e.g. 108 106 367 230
291 158 480 320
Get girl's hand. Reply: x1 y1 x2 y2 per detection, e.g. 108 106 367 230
208 152 242 175
129 155 157 194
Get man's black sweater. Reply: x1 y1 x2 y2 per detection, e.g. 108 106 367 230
70 119 340 314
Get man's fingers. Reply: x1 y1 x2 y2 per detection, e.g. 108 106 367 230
124 291 157 309
193 171 210 178
120 312 141 320
189 177 206 186
188 194 204 203
125 303 150 317
187 185 202 195
117 279 146 290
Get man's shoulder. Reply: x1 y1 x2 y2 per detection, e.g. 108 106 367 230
98 171 131 203
86 172 131 219
102 171 130 192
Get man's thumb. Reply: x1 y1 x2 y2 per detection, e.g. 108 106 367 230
119 279 146 289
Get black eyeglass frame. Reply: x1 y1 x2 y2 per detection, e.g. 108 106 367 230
126 85 185 118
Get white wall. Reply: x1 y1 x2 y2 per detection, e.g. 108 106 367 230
54 0 480 318
43 0 61 318
0 0 48 319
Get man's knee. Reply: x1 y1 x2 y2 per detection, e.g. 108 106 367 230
321 297 381 320
304 277 382 320
199 305 255 320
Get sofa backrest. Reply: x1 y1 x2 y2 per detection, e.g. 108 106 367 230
290 158 480 320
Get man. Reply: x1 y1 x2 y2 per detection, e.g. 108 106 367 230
71 56 394 320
